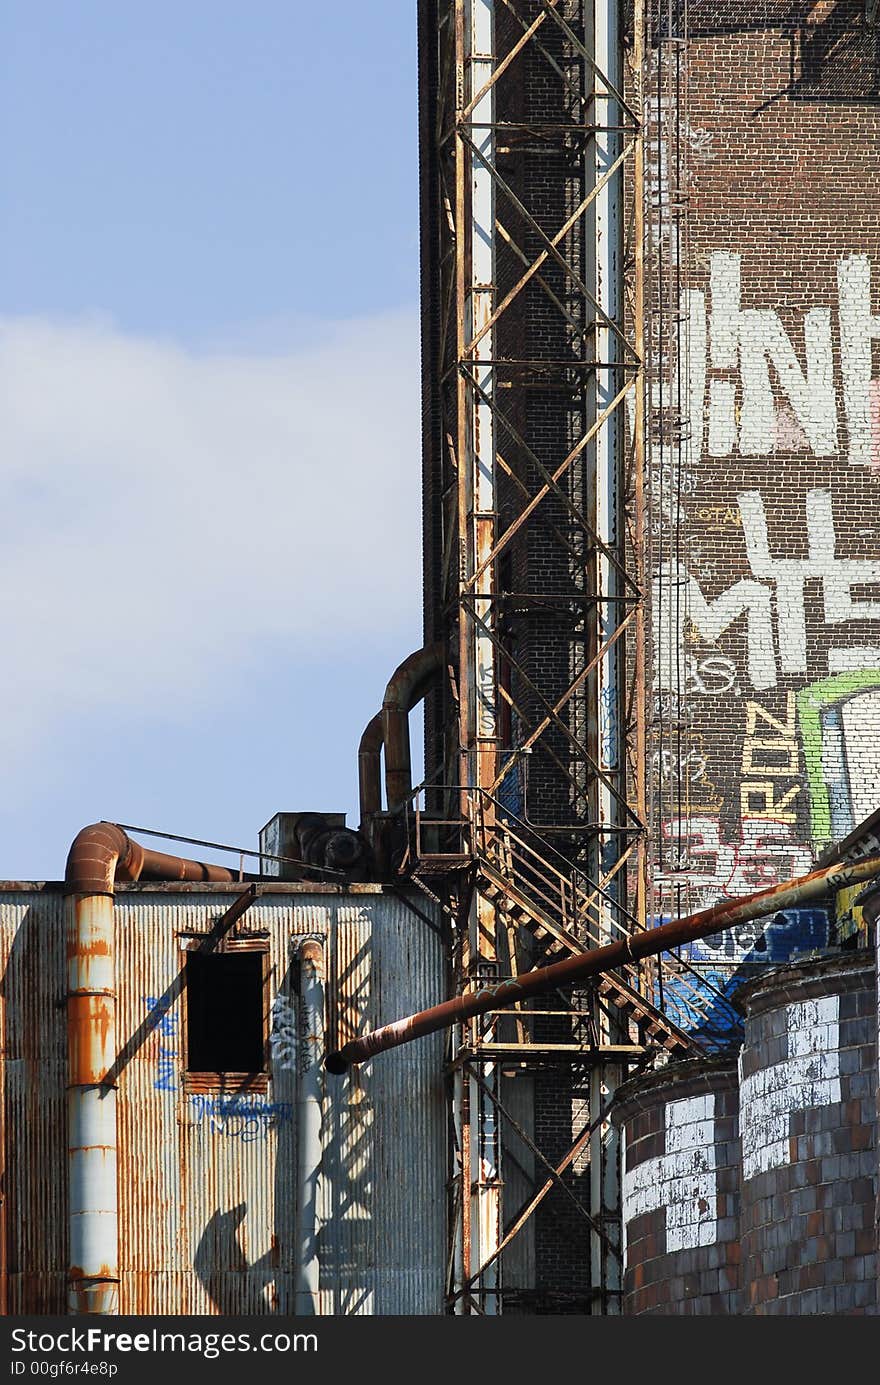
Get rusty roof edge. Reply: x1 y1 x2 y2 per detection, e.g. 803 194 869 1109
0 879 393 894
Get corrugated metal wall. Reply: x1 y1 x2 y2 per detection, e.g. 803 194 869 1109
0 883 445 1315
0 888 67 1312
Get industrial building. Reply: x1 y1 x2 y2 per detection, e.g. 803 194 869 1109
2 1 879 1316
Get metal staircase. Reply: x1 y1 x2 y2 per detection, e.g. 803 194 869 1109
476 856 696 1057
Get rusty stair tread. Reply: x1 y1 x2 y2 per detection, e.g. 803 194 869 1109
477 858 697 1055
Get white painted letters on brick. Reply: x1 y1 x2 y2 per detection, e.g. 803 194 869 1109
653 560 775 691
654 489 880 691
739 996 841 1181
700 250 877 463
838 255 880 467
622 1094 718 1261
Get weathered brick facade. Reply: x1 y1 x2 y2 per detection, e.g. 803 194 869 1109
737 954 877 1314
649 5 880 967
614 1059 742 1315
617 953 879 1316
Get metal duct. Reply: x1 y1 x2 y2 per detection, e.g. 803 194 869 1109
381 643 444 811
63 823 237 1314
358 712 385 824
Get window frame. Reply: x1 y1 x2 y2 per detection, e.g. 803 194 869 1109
179 934 271 1095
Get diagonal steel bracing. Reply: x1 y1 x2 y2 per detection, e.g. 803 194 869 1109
419 0 652 1316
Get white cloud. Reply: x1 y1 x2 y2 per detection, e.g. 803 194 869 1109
0 309 423 760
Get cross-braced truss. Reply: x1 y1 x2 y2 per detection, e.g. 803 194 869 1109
414 0 725 1316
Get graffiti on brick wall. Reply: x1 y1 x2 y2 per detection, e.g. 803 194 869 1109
675 252 880 468
797 670 880 845
655 816 813 911
651 248 880 949
649 906 829 1046
655 490 880 693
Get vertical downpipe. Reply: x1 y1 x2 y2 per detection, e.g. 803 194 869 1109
590 0 625 1315
467 0 502 1315
295 939 325 1315
66 894 118 1314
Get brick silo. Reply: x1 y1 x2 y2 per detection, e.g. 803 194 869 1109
614 1057 742 1314
737 952 877 1314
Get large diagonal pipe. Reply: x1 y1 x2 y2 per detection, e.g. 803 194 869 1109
324 853 880 1072
64 823 238 1314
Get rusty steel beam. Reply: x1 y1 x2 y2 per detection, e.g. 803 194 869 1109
325 853 880 1072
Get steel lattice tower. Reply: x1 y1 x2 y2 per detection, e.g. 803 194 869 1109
413 0 709 1312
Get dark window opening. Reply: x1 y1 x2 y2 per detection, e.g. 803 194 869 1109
186 950 265 1073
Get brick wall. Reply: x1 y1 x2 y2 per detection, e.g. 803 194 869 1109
617 953 878 1316
614 1059 742 1314
737 953 877 1314
649 4 880 957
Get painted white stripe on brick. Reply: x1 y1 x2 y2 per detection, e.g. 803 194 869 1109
740 995 841 1181
622 1094 717 1262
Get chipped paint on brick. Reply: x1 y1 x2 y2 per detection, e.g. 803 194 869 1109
622 1094 717 1258
740 995 841 1181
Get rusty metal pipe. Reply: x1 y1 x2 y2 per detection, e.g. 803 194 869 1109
66 892 118 1313
65 822 238 894
63 823 237 1313
358 712 385 823
382 643 445 810
324 853 880 1072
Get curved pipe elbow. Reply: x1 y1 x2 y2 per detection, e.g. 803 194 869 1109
64 822 238 895
381 642 444 811
382 641 445 717
358 712 385 823
65 823 140 896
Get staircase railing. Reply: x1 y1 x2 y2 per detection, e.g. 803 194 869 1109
398 781 742 1048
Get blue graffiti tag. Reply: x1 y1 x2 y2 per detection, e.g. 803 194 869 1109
143 994 179 1091
188 1095 293 1143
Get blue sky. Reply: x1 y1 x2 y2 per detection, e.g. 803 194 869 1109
0 2 424 879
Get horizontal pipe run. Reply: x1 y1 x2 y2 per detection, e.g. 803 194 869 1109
324 854 880 1073
65 822 238 896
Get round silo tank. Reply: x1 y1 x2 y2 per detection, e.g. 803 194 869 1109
613 1057 741 1315
737 952 877 1315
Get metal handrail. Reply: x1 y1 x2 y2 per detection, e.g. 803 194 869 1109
397 779 742 1043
